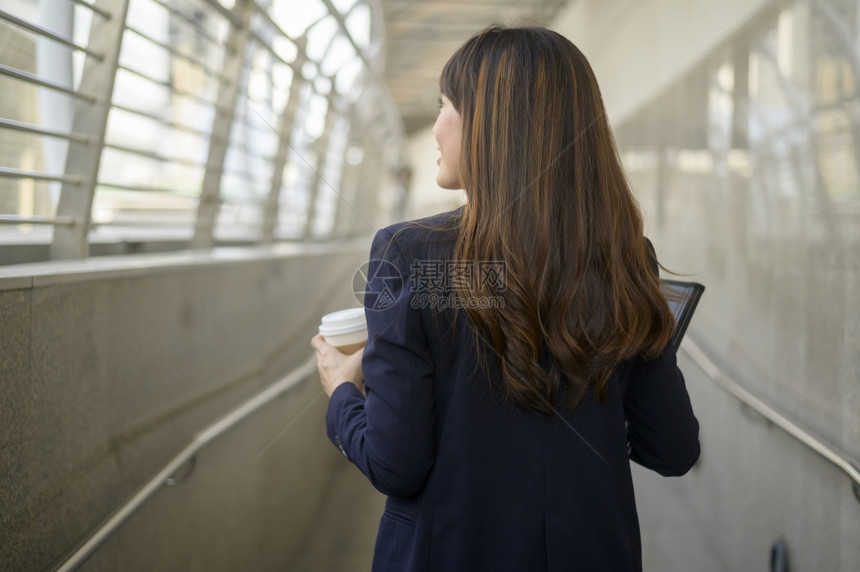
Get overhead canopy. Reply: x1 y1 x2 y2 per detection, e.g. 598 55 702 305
378 0 569 133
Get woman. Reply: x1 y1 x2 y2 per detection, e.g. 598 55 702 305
311 26 699 571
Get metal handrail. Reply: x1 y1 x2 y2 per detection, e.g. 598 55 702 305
51 355 318 572
103 142 205 169
109 104 213 140
116 65 219 109
0 215 76 226
0 64 97 102
89 218 193 227
125 24 230 84
682 338 860 502
0 9 105 60
96 180 198 195
0 167 84 185
0 118 91 144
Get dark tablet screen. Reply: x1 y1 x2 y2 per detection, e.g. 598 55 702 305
662 280 705 352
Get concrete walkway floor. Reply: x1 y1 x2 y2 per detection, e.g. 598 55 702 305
293 461 724 571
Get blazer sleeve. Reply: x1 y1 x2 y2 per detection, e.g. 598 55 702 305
624 239 700 476
325 227 436 498
623 348 700 476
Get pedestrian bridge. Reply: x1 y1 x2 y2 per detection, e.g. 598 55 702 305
1 0 859 570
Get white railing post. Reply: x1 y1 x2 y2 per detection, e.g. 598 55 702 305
50 0 130 260
191 0 253 249
302 86 339 240
261 38 307 243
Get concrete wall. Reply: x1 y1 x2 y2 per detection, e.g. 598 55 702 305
550 0 860 569
0 242 369 570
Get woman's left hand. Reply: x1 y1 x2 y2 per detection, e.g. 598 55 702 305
311 334 365 397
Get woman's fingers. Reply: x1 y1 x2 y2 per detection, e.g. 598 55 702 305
311 334 364 396
311 333 327 353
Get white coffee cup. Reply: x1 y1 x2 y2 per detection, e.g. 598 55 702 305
319 307 367 353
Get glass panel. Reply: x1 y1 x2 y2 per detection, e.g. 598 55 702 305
306 16 338 62
0 0 395 258
310 113 349 237
271 0 327 39
345 3 371 51
91 0 229 234
320 35 355 77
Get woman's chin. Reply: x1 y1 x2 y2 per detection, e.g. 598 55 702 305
436 175 457 190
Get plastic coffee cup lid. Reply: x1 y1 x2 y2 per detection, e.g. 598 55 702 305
319 307 366 336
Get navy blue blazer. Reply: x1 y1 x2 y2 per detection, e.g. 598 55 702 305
326 209 700 571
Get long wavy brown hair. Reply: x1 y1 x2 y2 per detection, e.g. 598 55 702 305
439 26 674 412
